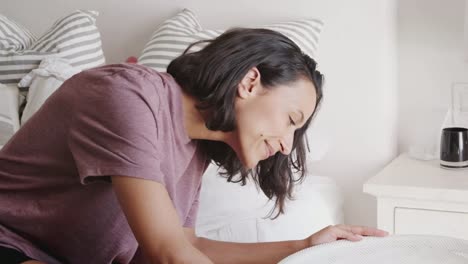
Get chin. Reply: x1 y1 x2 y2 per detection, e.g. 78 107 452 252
245 161 257 170
232 138 261 169
239 154 258 170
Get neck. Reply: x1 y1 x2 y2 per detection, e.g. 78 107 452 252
180 90 231 143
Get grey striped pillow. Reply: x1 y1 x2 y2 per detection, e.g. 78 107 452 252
0 14 36 51
0 10 105 89
138 9 323 72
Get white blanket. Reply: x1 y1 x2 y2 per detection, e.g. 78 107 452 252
196 163 344 243
18 57 80 125
279 235 468 264
0 83 20 148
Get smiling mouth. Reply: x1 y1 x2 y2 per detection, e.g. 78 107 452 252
264 141 274 159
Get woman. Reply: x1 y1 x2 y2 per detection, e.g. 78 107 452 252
0 28 387 264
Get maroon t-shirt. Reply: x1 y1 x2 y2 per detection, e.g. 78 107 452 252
0 63 208 264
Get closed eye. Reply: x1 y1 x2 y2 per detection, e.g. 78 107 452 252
289 116 296 126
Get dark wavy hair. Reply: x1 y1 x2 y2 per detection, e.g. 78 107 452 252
167 28 324 218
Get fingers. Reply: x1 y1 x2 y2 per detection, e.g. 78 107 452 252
332 226 363 242
336 224 389 237
309 224 387 247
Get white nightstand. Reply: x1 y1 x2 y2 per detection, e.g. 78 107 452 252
363 153 468 240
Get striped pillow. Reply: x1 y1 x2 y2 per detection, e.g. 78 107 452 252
0 10 105 89
0 14 36 51
138 9 323 72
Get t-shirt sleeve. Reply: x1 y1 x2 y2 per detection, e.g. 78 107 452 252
184 184 201 228
66 69 164 185
184 160 209 228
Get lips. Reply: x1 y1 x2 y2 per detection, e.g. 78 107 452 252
264 141 275 158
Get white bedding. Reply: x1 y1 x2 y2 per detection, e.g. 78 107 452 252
0 83 20 149
19 57 80 125
279 235 468 264
196 163 344 242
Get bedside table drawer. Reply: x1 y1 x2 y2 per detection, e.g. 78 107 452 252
395 207 468 240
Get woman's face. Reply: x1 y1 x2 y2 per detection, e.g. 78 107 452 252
229 68 317 169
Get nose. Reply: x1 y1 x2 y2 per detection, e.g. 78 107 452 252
279 130 294 155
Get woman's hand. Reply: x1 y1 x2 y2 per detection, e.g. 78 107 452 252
305 224 389 247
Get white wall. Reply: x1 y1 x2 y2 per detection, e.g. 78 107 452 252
1 0 399 228
398 0 468 155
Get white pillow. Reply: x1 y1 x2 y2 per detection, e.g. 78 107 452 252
0 83 20 148
256 176 344 242
199 218 259 243
196 164 271 231
195 163 344 243
138 9 323 72
19 57 81 125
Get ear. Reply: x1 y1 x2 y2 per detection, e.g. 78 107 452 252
237 67 261 99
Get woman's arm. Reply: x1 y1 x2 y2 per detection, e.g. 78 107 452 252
184 228 306 264
184 224 388 264
111 175 213 264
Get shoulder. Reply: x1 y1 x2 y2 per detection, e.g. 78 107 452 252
69 63 179 108
69 63 178 88
61 63 185 126
57 64 165 124
74 63 172 89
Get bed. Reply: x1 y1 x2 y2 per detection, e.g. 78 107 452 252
196 163 344 243
279 235 468 264
1 3 467 263
0 83 21 150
